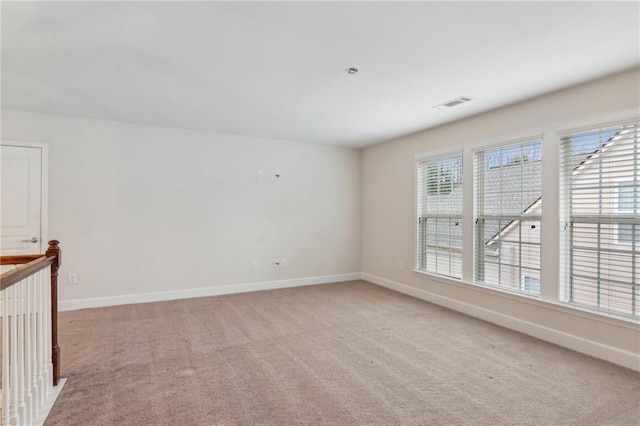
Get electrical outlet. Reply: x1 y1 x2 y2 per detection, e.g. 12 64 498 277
281 258 287 267
273 260 281 268
251 260 258 270
68 273 78 285
398 261 404 271
257 169 264 179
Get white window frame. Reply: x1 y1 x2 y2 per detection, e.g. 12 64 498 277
559 120 639 319
415 152 464 279
473 138 543 296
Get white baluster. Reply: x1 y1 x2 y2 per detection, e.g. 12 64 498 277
36 271 45 409
0 292 2 424
23 276 34 425
44 268 53 396
30 273 39 415
41 269 50 401
2 288 9 426
15 281 26 424
10 286 19 425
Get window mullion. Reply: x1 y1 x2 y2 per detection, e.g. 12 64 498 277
632 128 638 316
541 131 559 302
462 148 475 282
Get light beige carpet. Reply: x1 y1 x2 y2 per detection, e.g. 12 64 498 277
45 280 639 425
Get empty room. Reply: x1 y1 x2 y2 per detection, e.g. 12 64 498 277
1 1 639 425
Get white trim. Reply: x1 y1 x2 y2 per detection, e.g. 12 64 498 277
0 140 49 253
41 143 49 253
58 273 361 311
33 378 66 426
362 272 640 372
410 269 638 329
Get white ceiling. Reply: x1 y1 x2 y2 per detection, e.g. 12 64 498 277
2 2 639 148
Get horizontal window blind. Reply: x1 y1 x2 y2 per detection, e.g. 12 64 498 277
416 154 463 278
474 140 542 295
560 122 639 318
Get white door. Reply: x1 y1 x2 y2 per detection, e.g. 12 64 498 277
0 144 44 255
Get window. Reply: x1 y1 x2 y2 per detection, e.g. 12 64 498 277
560 122 639 318
413 116 639 324
474 140 542 295
416 154 463 278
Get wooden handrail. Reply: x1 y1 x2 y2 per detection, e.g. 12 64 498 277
0 255 55 291
0 254 42 266
0 240 61 386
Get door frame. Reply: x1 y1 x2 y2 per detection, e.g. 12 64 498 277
1 140 49 254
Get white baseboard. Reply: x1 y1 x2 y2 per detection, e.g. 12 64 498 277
59 273 361 312
34 378 67 426
361 273 640 372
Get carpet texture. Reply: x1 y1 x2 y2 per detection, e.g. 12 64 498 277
45 280 639 425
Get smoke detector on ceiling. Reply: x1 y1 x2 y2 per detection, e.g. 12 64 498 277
433 96 473 110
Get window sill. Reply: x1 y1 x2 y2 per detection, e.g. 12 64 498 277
412 269 640 330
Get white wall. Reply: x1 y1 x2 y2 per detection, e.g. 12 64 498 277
1 110 362 305
362 68 640 367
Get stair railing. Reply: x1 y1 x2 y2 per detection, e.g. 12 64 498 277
0 240 61 426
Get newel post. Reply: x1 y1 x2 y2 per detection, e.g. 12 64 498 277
46 240 61 386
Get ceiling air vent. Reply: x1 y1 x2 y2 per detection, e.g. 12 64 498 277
433 96 473 110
